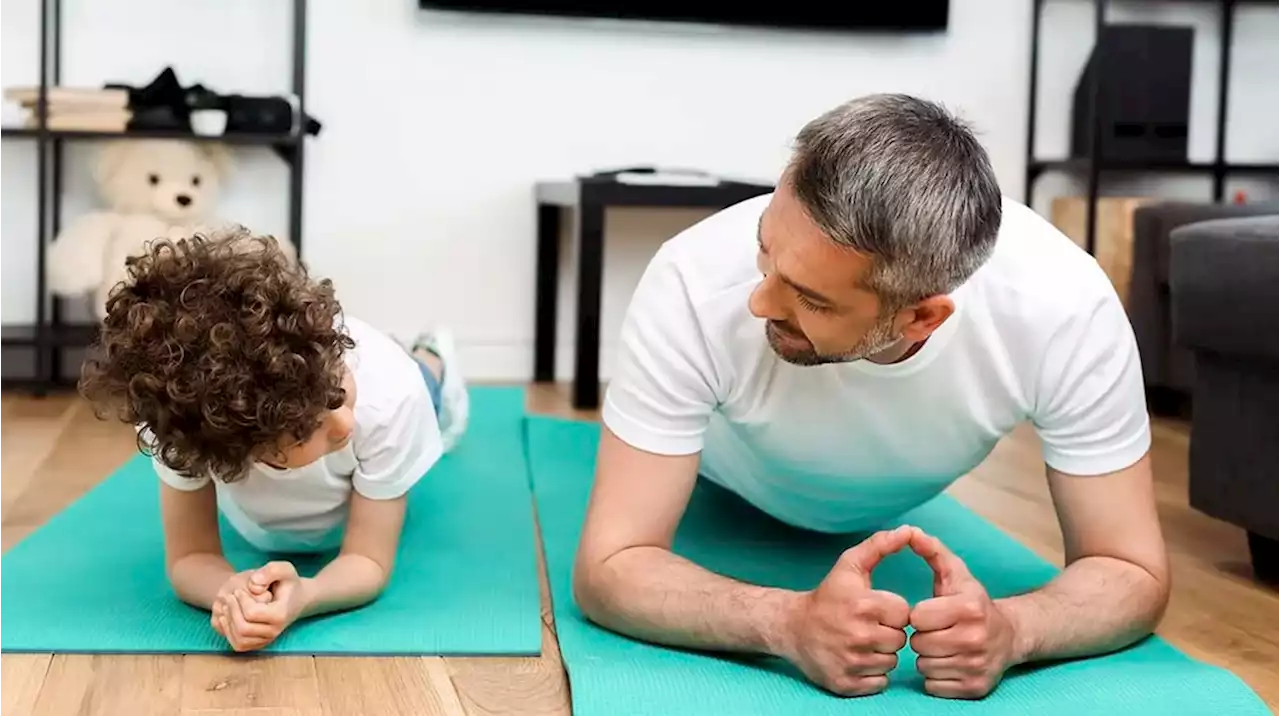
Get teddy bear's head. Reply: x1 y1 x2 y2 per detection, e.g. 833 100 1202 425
94 139 232 223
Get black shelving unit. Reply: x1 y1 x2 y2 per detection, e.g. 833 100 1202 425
0 0 310 395
1024 0 1279 254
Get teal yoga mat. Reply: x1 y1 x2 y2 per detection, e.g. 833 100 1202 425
0 386 541 656
527 415 1271 715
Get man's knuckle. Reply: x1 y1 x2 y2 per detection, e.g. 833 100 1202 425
843 649 871 668
959 598 985 621
849 595 875 617
845 623 872 645
963 675 992 697
960 629 987 651
830 674 870 697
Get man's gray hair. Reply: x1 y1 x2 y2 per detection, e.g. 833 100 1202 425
787 93 1003 311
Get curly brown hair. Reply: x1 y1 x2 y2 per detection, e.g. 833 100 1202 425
79 226 355 484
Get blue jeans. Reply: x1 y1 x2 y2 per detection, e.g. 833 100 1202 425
414 356 444 418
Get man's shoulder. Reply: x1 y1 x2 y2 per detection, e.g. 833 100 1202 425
970 197 1118 328
650 193 772 301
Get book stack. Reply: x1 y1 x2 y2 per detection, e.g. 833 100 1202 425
5 86 131 132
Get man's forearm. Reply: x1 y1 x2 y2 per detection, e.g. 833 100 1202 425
299 553 389 619
997 556 1169 666
169 553 236 610
575 545 799 657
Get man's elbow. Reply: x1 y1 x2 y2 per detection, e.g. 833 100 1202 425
1145 563 1172 628
571 551 616 625
571 559 601 618
1125 555 1172 637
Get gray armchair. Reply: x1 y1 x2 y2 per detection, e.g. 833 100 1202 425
1128 201 1279 402
1169 214 1278 584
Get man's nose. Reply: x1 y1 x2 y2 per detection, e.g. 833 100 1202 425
748 276 788 322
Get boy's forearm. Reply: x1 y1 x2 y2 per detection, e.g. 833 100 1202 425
299 553 390 618
168 552 236 610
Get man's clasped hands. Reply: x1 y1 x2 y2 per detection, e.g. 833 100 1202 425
777 524 1018 700
210 561 308 652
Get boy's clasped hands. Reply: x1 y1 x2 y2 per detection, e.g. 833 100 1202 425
210 561 307 652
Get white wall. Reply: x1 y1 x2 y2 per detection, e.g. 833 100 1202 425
3 0 1276 381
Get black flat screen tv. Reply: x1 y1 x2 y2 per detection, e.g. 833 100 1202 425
418 2 950 33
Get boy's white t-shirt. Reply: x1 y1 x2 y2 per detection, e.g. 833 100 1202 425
151 315 442 552
603 194 1151 534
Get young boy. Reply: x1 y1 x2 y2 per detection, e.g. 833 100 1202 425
78 226 468 652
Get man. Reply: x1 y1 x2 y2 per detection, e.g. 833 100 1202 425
571 94 1170 700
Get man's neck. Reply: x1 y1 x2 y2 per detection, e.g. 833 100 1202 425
867 338 926 365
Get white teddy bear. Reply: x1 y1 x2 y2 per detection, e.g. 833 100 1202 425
46 138 295 318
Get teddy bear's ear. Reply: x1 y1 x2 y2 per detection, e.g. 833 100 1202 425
201 144 234 179
92 141 133 189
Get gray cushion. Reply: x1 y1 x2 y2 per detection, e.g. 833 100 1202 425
1170 215 1279 360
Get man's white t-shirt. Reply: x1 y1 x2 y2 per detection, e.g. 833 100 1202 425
151 315 443 552
603 194 1151 534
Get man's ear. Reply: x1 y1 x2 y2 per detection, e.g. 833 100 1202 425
896 295 955 344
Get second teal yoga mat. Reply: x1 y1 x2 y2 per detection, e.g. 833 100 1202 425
527 415 1270 715
0 386 541 656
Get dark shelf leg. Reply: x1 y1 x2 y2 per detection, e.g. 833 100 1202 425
49 138 65 386
1024 0 1043 205
1212 0 1236 203
1083 0 1107 256
533 204 561 383
289 0 307 254
572 202 605 409
31 0 52 396
1247 531 1277 585
49 0 64 388
287 147 304 253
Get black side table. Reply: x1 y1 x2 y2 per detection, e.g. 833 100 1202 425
534 175 774 409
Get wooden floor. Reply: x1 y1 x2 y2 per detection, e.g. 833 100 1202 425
1 383 1276 715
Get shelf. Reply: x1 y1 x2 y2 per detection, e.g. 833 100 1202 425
1058 0 1279 4
1 322 98 347
1 126 301 146
3 0 310 395
1030 158 1279 175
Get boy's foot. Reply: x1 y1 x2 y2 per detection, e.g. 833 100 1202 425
409 327 469 452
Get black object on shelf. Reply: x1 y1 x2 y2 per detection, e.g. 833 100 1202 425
1069 24 1193 163
1024 0 1279 255
1 0 312 395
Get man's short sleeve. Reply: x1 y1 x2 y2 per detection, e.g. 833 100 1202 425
1032 279 1152 476
351 387 443 500
602 246 722 456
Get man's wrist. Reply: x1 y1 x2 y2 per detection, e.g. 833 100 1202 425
760 588 807 661
993 596 1036 667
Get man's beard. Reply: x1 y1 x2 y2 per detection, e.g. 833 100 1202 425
765 316 902 367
